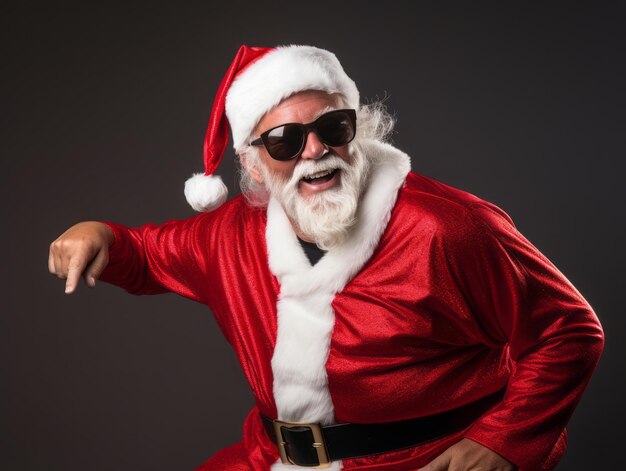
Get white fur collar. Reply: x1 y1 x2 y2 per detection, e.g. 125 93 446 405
266 140 411 469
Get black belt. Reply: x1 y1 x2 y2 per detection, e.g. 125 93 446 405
262 387 506 468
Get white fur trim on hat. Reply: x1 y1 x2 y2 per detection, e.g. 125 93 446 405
225 45 360 151
184 173 228 212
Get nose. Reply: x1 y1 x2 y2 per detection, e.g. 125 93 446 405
299 130 328 160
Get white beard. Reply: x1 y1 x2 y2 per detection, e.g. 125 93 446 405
260 145 370 250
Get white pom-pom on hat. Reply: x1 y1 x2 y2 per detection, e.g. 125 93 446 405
184 173 229 212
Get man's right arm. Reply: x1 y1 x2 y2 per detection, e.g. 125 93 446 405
48 218 210 302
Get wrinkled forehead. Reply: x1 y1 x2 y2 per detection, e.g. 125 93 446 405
254 90 348 135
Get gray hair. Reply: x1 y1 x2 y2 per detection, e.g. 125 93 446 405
236 99 396 207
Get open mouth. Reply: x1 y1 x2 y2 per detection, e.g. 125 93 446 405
301 168 339 185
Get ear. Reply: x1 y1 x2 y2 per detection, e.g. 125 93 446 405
239 149 265 184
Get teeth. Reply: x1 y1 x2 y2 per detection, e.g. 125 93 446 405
305 169 334 179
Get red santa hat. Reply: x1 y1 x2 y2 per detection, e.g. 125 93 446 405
184 44 360 212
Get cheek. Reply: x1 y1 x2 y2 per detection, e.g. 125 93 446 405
261 154 297 183
267 160 295 181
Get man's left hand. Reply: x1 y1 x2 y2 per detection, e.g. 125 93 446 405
420 438 517 471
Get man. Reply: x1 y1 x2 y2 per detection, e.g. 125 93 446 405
48 45 604 470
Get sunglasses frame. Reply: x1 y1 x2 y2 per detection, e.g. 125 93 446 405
250 108 357 161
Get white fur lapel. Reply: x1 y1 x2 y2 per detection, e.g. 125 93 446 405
266 140 410 469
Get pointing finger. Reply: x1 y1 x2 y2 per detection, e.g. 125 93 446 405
65 255 88 294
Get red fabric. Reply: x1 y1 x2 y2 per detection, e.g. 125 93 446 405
99 171 603 470
203 45 273 175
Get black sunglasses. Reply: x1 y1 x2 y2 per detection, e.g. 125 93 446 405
250 109 357 161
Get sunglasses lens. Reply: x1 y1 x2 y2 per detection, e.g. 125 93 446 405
265 125 305 161
317 111 356 147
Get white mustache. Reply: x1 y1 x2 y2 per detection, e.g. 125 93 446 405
286 154 350 188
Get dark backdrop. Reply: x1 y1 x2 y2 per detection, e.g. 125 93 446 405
2 1 624 470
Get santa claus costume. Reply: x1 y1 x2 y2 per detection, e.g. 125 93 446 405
99 45 604 470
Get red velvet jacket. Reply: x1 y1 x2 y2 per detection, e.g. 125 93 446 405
100 141 603 470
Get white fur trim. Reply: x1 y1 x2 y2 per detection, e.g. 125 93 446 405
266 140 411 470
226 45 359 151
184 173 228 212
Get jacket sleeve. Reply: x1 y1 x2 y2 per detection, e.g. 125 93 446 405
98 215 214 304
454 201 604 470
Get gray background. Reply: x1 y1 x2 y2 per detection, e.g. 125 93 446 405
2 1 624 469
